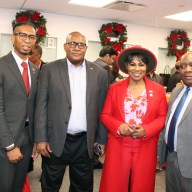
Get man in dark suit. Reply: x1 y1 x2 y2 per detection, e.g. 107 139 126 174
93 46 117 169
166 61 181 92
146 67 163 85
35 31 109 192
164 52 192 191
93 46 117 84
0 22 39 192
29 44 46 70
28 44 46 172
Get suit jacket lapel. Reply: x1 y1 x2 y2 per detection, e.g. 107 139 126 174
28 61 38 98
85 60 94 107
165 86 183 125
58 58 71 103
6 52 26 94
177 86 192 124
118 78 129 118
181 99 192 121
142 77 155 122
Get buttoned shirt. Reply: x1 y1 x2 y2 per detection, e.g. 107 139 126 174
67 59 87 134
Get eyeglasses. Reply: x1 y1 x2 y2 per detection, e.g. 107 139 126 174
180 63 192 70
14 32 37 42
66 41 86 49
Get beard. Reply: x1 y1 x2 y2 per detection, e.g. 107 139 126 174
21 52 29 55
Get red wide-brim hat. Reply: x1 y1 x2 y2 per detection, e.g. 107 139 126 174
116 46 157 74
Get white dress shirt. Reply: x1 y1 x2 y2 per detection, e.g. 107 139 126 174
67 59 87 134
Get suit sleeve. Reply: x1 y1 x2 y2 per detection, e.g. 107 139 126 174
34 65 49 142
95 70 109 144
0 75 14 148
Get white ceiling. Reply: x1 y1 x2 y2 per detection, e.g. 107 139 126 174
1 0 192 31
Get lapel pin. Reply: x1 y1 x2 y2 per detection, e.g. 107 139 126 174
149 90 153 97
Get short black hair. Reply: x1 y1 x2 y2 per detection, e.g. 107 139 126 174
12 22 36 33
125 53 149 66
99 46 117 57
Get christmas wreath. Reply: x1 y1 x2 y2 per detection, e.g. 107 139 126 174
98 22 127 52
167 30 191 61
12 10 47 45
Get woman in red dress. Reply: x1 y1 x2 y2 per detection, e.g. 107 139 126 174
99 46 168 192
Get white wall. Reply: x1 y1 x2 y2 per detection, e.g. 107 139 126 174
0 8 192 73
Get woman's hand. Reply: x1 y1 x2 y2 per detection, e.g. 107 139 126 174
131 126 146 138
119 124 134 136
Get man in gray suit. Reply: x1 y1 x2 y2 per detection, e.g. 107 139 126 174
165 52 192 192
146 67 163 85
35 31 109 192
0 22 39 192
93 46 117 84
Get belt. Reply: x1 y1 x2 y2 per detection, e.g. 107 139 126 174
67 132 86 139
25 121 29 126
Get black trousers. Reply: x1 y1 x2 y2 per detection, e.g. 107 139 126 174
41 133 93 192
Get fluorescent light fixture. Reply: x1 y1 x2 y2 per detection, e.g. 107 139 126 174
165 11 192 21
69 0 116 8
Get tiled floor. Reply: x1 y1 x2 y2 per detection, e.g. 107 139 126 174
29 156 166 192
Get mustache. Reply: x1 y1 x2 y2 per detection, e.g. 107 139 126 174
183 71 192 74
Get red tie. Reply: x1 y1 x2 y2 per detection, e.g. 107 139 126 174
21 62 30 95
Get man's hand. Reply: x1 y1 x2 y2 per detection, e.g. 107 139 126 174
94 143 106 156
7 147 23 164
31 143 39 159
99 144 106 156
36 142 52 158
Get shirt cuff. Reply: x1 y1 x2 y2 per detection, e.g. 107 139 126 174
6 143 15 149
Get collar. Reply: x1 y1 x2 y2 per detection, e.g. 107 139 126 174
66 58 86 68
11 50 29 65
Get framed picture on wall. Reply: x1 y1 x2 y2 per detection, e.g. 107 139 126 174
47 37 56 48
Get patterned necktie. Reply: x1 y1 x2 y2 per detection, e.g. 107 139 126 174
167 87 190 152
21 62 30 95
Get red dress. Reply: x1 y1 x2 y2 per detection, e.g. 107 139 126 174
99 77 168 192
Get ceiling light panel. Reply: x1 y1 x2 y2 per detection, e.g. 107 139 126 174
105 1 146 12
165 10 192 21
69 0 116 8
